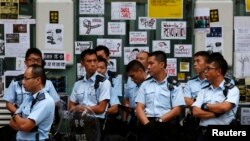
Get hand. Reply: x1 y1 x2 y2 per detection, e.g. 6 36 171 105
70 105 86 112
144 120 156 131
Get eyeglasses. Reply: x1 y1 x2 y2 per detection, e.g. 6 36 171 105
23 77 38 81
27 58 42 63
205 67 217 71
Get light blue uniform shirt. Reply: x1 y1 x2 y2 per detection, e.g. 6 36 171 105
16 91 55 141
70 72 111 118
105 71 122 97
183 76 209 99
124 78 139 108
135 76 185 117
3 79 60 107
192 80 240 126
105 72 121 106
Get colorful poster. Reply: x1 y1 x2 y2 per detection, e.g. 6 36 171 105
79 17 104 35
194 8 210 33
97 39 122 57
174 44 192 57
108 22 126 35
166 58 177 76
0 0 19 19
148 0 183 19
138 17 156 30
152 40 170 53
75 41 93 55
129 31 147 44
180 62 190 72
111 2 136 20
79 0 104 15
124 47 149 65
161 21 186 39
246 0 250 12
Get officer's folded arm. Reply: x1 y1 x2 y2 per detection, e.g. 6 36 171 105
89 99 109 114
9 114 36 132
6 101 17 113
192 106 216 119
204 101 234 114
161 106 182 122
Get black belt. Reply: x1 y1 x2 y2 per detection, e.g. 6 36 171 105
148 117 160 122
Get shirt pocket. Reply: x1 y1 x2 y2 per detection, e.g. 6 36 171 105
75 92 85 103
191 87 200 98
89 88 98 102
214 93 225 103
21 104 31 118
145 89 154 105
158 89 171 108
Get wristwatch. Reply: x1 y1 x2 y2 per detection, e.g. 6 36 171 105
157 118 163 122
204 103 209 110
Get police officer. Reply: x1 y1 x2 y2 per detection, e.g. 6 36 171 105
123 60 149 141
135 51 185 141
69 49 111 140
191 53 239 141
182 51 210 140
2 48 59 141
9 64 55 141
124 51 149 116
3 48 59 113
94 45 122 114
97 56 122 136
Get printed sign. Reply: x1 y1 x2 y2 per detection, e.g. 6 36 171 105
43 51 66 69
152 40 170 53
124 47 149 65
166 58 177 76
111 2 136 20
174 44 192 57
79 0 104 15
79 17 104 35
138 17 156 30
108 22 126 35
97 39 122 57
161 21 186 39
75 41 93 54
129 31 147 44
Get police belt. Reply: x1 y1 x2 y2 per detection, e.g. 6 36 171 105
148 117 161 122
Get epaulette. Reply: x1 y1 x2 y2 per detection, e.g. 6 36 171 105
189 75 198 80
202 84 211 89
77 76 84 81
94 74 106 90
223 78 235 97
167 76 179 91
107 70 118 78
36 93 45 101
31 92 45 110
14 74 23 87
224 81 234 89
